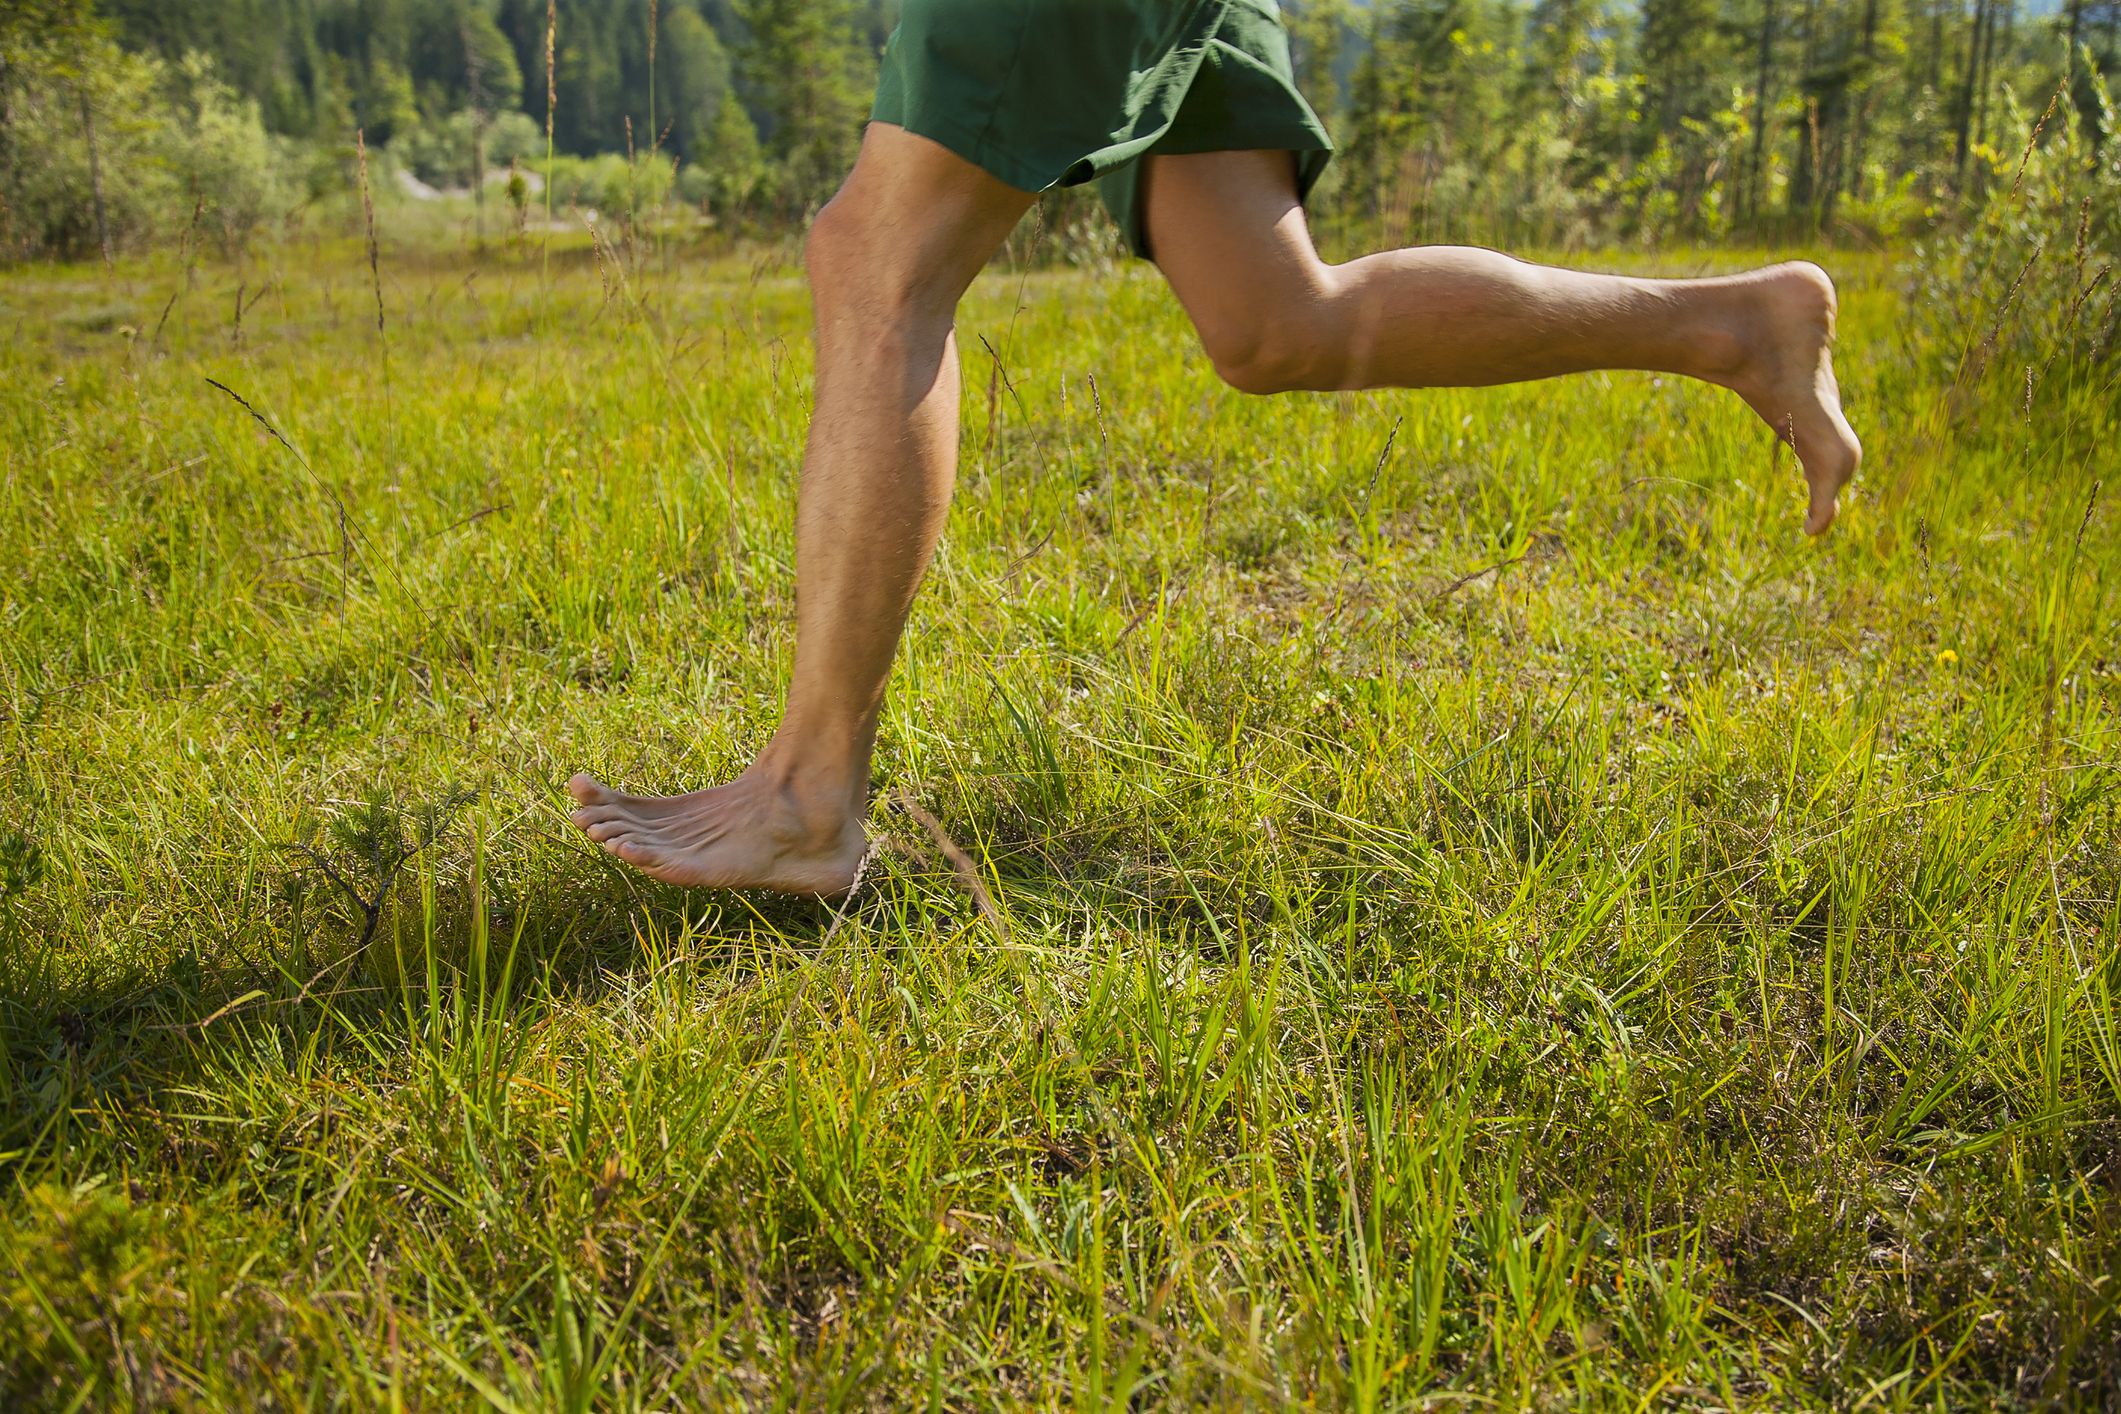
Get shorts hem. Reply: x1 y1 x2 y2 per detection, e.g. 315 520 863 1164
866 109 1057 196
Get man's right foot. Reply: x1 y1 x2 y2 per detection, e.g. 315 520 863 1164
1724 261 1864 535
567 768 869 896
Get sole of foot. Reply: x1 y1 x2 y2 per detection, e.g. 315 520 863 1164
566 771 869 897
1731 261 1863 536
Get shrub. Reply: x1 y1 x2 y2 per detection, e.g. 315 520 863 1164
536 153 618 212
674 160 714 207
594 154 673 223
0 28 291 259
689 98 764 222
391 107 539 190
534 152 674 221
1908 67 2121 403
0 28 172 257
167 52 284 250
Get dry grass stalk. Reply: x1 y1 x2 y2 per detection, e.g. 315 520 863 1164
205 377 352 610
2003 80 2064 206
894 788 1009 944
625 114 638 264
1088 371 1110 470
149 193 208 351
355 128 383 341
543 0 558 252
355 125 393 462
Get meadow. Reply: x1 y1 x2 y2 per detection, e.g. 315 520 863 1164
0 216 2116 1408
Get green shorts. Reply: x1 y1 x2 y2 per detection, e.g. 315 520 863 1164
870 0 1334 258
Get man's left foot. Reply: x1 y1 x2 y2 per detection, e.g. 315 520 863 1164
567 768 869 895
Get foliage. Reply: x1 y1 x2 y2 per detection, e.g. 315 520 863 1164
654 3 735 164
534 151 675 218
1910 66 2121 392
393 106 540 187
9 0 2121 257
0 26 166 258
165 53 292 248
680 91 764 221
1315 0 2121 248
0 26 291 258
734 0 872 218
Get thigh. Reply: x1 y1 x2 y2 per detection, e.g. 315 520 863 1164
829 122 1039 296
1141 148 1337 344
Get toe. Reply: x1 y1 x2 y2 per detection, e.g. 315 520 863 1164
1803 465 1840 535
568 773 617 806
595 834 643 864
586 820 638 844
1804 464 1851 535
1804 437 1858 537
612 839 662 870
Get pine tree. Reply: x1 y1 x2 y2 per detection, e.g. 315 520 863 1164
656 3 730 162
737 0 868 214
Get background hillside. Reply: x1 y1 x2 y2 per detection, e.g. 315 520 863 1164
2 0 2118 259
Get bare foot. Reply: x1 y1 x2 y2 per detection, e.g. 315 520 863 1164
567 768 868 895
1725 261 1863 535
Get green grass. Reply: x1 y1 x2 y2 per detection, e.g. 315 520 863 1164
0 226 2116 1409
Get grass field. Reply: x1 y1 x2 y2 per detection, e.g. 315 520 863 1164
1 225 2117 1408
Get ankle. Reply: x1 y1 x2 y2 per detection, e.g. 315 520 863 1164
746 742 867 831
1675 289 1755 387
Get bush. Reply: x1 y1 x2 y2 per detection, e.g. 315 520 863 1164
0 29 172 257
536 153 616 212
390 107 539 190
1908 68 2121 402
595 154 673 222
0 28 291 259
167 53 285 249
674 161 714 207
688 98 764 222
534 152 675 221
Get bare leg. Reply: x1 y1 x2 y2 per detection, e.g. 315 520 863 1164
569 124 1035 893
1144 150 1861 534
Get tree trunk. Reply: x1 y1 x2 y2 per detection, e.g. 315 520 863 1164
463 15 488 243
1953 0 1991 188
1977 0 2012 155
77 82 110 265
1973 0 2002 163
1849 0 1879 200
1749 0 1777 223
0 53 15 255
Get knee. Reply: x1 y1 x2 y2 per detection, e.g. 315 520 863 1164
1196 292 1348 396
804 192 959 327
803 195 870 305
1207 329 1331 395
